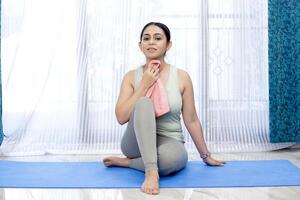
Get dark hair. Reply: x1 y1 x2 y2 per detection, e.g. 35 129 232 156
140 22 171 42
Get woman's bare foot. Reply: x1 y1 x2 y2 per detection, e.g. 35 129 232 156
141 169 160 195
103 156 130 167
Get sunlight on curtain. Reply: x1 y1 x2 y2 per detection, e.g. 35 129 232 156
0 0 293 155
1 0 83 154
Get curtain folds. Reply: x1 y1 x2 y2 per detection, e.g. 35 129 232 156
0 0 294 155
268 0 300 143
204 0 293 151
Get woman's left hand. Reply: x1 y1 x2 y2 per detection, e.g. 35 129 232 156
203 156 225 166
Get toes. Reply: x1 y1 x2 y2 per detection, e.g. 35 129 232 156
147 189 153 195
149 188 159 195
143 188 154 195
141 185 159 195
150 188 159 195
103 161 111 166
102 158 112 167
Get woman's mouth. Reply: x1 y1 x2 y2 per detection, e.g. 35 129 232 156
147 48 157 53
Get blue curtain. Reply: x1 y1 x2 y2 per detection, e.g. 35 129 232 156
268 0 300 142
0 0 3 146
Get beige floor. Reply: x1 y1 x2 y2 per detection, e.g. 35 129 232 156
0 149 299 200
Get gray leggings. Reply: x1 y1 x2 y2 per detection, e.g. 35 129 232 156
121 97 188 176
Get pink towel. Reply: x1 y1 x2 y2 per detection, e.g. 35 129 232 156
146 60 170 117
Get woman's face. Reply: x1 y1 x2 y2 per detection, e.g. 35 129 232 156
139 25 171 60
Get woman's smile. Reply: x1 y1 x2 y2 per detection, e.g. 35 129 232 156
147 47 157 53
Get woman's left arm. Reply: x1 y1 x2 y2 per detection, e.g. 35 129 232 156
179 70 225 166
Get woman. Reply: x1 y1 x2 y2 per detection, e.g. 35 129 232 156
103 22 225 195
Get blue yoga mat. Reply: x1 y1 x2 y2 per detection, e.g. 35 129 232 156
0 160 299 188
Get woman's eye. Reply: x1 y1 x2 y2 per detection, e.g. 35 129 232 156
155 37 161 40
143 37 149 41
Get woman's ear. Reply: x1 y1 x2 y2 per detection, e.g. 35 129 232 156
167 41 172 51
139 42 143 52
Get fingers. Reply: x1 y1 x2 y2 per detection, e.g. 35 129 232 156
213 159 225 165
149 65 160 73
205 157 226 166
150 64 159 70
142 63 160 88
216 161 225 166
149 60 160 69
210 160 225 166
148 66 160 79
153 68 160 78
149 67 159 73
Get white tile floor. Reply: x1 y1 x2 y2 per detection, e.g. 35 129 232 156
1 148 299 200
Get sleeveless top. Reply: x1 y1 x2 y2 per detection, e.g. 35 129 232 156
134 65 185 142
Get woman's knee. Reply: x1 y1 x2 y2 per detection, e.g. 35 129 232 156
120 133 140 158
157 144 188 176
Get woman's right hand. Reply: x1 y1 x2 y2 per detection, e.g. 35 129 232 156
140 62 160 89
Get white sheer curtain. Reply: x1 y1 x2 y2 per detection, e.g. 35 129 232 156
0 0 293 156
205 0 294 151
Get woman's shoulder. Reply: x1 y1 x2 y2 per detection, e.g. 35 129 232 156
122 69 135 84
176 68 192 94
124 66 142 78
177 68 191 82
124 69 135 77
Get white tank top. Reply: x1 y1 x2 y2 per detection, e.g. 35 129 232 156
134 65 185 142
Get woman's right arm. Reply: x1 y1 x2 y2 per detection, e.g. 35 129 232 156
115 66 159 125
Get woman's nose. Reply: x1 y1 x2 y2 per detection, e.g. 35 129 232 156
149 38 155 44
